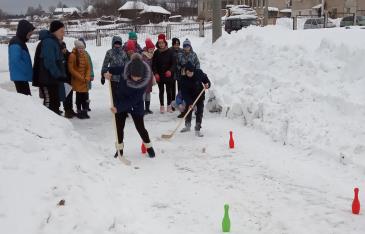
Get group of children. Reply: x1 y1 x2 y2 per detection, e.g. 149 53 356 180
101 32 211 158
8 19 211 159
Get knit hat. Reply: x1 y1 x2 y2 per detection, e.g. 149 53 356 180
185 62 195 72
183 38 192 48
126 40 136 52
130 54 144 77
128 31 137 40
157 33 167 44
172 38 180 46
78 38 86 48
50 20 64 33
74 40 85 49
145 38 155 50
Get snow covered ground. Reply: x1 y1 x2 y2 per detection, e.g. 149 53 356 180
0 26 364 234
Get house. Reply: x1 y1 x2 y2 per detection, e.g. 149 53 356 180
118 1 171 23
53 7 81 16
139 6 171 24
325 0 365 17
118 1 147 19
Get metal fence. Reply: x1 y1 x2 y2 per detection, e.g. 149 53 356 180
64 22 209 47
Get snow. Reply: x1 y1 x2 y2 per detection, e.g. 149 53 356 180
54 8 80 14
140 6 171 15
268 7 279 12
118 1 147 11
280 9 292 13
1 25 365 234
0 28 7 36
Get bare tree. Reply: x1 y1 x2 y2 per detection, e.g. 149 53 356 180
49 6 56 13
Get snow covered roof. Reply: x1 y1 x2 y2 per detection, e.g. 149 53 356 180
169 15 182 19
140 6 171 15
54 8 80 14
280 9 292 13
229 5 257 16
268 7 279 12
118 1 147 11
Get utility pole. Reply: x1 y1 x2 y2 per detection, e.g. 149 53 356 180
212 0 222 43
264 0 269 26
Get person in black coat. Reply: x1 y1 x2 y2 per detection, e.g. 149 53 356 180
61 42 75 118
108 53 156 158
152 33 176 113
180 62 211 137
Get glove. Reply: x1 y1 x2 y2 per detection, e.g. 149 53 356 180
155 74 160 82
101 77 105 85
165 70 172 78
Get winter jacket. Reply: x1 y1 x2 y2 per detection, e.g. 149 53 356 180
68 48 91 93
152 47 176 83
115 54 152 116
170 47 183 81
8 20 34 82
36 30 67 86
181 69 211 106
62 50 71 84
85 51 94 90
101 36 129 82
122 41 143 54
178 50 200 73
142 48 154 93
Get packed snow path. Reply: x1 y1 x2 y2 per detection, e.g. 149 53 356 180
66 81 364 234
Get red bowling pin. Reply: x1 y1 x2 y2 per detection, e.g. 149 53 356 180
352 188 360 215
229 131 234 149
141 142 147 154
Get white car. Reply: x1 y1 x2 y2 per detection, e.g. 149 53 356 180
304 18 336 29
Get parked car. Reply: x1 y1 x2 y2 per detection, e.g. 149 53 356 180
224 15 257 34
303 18 336 29
340 16 365 27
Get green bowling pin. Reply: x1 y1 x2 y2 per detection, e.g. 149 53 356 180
222 204 231 232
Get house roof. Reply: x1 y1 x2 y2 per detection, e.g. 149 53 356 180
118 1 147 11
54 8 80 14
140 6 171 15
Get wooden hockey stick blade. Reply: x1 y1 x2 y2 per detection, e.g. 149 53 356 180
118 154 131 165
161 133 173 139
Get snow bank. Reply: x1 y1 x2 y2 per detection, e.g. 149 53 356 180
0 89 121 234
199 27 365 168
0 28 7 36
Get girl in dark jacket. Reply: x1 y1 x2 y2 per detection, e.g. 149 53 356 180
142 38 156 114
108 53 156 158
152 34 176 113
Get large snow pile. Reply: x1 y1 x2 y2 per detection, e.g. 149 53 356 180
0 28 7 36
0 89 121 234
201 26 365 169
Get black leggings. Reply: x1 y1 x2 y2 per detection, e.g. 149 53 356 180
115 112 151 144
42 85 60 114
14 81 31 95
76 92 88 111
158 81 174 106
185 99 204 130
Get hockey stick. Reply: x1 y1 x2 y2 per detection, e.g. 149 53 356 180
161 87 206 139
108 79 131 165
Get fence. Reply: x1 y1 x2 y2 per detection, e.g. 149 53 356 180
64 22 209 47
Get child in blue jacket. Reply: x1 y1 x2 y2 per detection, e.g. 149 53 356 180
108 53 156 158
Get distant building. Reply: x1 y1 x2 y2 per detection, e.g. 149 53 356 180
53 7 80 16
118 1 170 23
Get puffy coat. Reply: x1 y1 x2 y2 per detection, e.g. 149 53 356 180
8 20 34 82
101 36 129 82
115 54 152 116
68 48 91 92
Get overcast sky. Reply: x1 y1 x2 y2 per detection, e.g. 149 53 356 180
1 0 83 14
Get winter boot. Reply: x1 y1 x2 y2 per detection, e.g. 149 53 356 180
76 109 85 119
167 105 173 113
144 101 153 115
195 123 203 137
64 110 75 119
160 106 165 114
144 142 155 158
83 110 90 119
180 123 191 133
114 142 124 158
86 100 91 112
